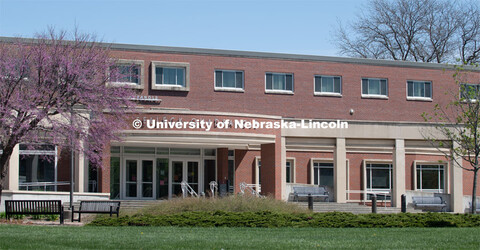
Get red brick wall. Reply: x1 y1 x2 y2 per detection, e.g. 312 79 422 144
56 147 71 192
463 161 480 196
234 149 260 193
260 141 282 199
109 49 476 122
216 148 229 185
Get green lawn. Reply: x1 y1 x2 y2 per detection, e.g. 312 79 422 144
0 225 479 249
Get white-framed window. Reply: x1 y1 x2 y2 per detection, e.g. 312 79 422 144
313 162 334 189
19 144 57 191
362 78 388 98
109 59 144 89
286 159 295 183
151 61 190 91
265 72 294 93
460 83 480 101
407 80 432 100
366 163 392 191
415 164 445 192
314 75 341 96
215 70 244 91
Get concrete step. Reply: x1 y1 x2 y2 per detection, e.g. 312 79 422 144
294 202 419 214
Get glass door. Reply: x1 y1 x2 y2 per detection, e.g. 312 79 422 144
141 160 154 198
169 159 200 198
171 160 184 197
124 158 155 199
125 159 138 198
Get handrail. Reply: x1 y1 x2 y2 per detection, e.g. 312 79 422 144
239 182 262 197
18 181 70 192
209 181 218 197
346 190 391 207
181 181 199 198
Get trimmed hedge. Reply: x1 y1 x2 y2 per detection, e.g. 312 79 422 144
89 211 480 228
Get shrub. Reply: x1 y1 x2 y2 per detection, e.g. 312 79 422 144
89 211 480 228
139 195 307 215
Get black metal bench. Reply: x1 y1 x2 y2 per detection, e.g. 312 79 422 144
72 200 121 222
412 196 447 212
5 200 64 224
292 186 329 202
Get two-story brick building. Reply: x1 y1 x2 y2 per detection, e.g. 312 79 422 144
2 39 479 213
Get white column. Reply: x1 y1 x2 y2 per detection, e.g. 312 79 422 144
75 151 85 193
451 141 464 213
6 144 19 191
280 137 287 201
335 138 347 203
393 139 406 208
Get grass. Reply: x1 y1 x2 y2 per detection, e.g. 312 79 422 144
0 224 479 249
138 195 307 215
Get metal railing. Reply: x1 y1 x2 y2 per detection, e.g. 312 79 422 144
18 181 70 192
209 181 218 197
181 181 199 198
239 182 262 197
346 190 391 207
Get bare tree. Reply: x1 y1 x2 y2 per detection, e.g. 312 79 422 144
422 64 480 213
336 0 480 64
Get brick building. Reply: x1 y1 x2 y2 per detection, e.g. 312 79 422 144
2 40 480 213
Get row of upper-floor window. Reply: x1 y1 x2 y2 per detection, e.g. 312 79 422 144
111 60 477 101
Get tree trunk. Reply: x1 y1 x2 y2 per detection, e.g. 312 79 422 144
472 169 478 214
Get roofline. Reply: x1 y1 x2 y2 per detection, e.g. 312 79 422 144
0 36 473 71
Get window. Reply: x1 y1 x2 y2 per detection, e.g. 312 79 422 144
157 67 184 86
19 144 57 191
407 81 432 100
109 59 144 89
151 61 190 91
366 163 392 190
265 72 294 93
416 164 445 192
215 70 244 91
460 83 480 101
286 159 295 183
314 75 341 96
313 162 334 189
362 78 388 98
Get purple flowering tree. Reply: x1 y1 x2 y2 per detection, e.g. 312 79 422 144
0 30 134 202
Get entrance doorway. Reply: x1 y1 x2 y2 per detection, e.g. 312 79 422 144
170 159 200 197
124 158 154 199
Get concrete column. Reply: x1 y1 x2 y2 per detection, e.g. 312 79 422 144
451 141 464 213
6 144 19 191
393 139 406 208
75 149 85 193
280 137 287 201
260 141 282 199
216 148 229 184
334 138 347 203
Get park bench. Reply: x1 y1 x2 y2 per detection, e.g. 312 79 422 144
292 186 329 202
5 200 64 224
71 200 121 222
412 196 447 212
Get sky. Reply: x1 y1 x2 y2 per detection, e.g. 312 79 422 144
0 0 369 57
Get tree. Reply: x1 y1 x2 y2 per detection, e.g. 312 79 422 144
335 0 480 64
422 64 480 213
0 30 135 202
